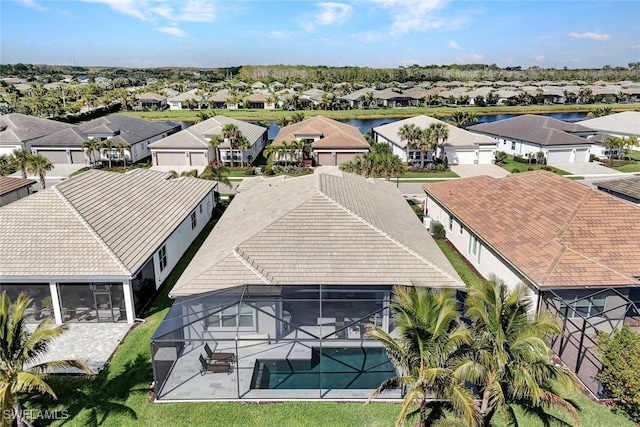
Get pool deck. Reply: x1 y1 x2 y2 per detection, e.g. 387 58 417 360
156 338 402 401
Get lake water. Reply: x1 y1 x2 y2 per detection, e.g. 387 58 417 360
184 111 589 138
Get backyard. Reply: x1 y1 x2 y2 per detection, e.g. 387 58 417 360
23 215 637 426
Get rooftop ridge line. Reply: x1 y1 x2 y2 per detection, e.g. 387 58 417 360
52 185 131 276
318 189 461 286
232 247 273 285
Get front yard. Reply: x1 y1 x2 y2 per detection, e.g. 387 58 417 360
498 155 571 175
24 216 637 427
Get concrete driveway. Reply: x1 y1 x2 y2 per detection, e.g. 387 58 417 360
450 164 510 178
549 162 620 176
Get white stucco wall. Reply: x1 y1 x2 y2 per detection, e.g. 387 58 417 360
151 191 215 288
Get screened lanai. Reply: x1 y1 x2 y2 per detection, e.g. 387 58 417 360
151 284 404 401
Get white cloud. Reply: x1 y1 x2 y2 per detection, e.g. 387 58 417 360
534 55 545 62
449 40 461 50
569 32 611 41
370 0 467 35
155 26 186 37
457 53 485 63
16 0 47 11
82 0 215 22
303 2 353 31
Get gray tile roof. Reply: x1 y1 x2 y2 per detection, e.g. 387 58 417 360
78 114 179 146
0 113 74 145
467 114 595 147
29 127 87 148
577 111 640 136
0 169 216 279
170 172 463 297
149 116 266 150
594 176 640 202
374 115 496 148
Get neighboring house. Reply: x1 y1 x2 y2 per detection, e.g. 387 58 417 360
151 171 463 401
578 111 640 157
0 176 36 207
271 116 370 166
423 171 640 396
467 114 596 163
167 92 203 110
0 113 75 156
30 114 181 164
373 115 497 165
244 92 267 109
135 93 168 111
149 116 267 167
0 169 217 325
594 175 640 205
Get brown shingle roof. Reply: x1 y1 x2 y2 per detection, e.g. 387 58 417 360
423 171 640 288
0 176 36 196
272 116 370 150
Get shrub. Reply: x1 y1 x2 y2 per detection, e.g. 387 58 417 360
589 154 597 162
597 325 640 422
431 222 445 239
513 155 529 164
511 168 520 173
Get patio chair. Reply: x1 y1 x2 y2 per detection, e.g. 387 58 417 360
199 355 231 375
203 343 236 363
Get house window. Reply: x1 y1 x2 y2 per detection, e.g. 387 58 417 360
199 204 203 214
448 216 453 231
563 295 607 318
159 245 167 272
459 222 463 235
191 211 197 229
511 141 516 150
468 235 481 263
207 304 254 329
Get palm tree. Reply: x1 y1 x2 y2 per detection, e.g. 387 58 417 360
428 123 449 161
81 138 100 165
263 143 280 164
277 116 290 127
209 135 224 163
200 162 231 187
25 154 53 189
622 135 640 159
9 149 31 179
221 123 241 168
461 279 581 427
0 292 90 427
448 111 478 127
291 112 305 123
101 139 115 168
236 135 250 167
398 123 420 165
291 139 307 163
279 141 291 167
0 155 16 176
366 286 479 427
114 142 127 169
416 128 435 169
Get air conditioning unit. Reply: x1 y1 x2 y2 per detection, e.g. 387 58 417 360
429 220 441 235
423 217 432 229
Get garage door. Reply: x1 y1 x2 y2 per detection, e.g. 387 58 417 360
574 148 589 163
478 149 494 164
317 152 334 166
38 150 68 163
547 149 572 163
154 151 187 166
188 151 208 166
447 149 475 165
70 150 87 164
336 152 355 166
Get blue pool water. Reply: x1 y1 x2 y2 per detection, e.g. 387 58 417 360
251 347 395 390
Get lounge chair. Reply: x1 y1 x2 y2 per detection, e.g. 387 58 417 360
203 343 236 363
199 355 231 375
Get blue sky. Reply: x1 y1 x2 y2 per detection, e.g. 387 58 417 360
1 0 638 69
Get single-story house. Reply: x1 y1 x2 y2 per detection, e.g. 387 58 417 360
270 116 370 166
0 176 36 207
467 114 596 163
578 111 640 157
372 115 497 165
0 169 217 325
0 113 75 156
135 93 168 111
29 114 181 165
167 92 203 110
423 171 640 396
149 116 267 167
594 175 640 205
151 171 463 401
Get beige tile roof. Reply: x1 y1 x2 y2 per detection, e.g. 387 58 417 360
0 169 217 279
423 171 640 288
170 172 463 296
272 116 370 150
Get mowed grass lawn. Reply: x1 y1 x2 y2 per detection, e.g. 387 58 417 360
611 150 640 172
25 218 636 426
499 155 571 175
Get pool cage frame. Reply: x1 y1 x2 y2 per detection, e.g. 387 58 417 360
151 284 403 401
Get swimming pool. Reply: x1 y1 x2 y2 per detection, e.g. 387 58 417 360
251 346 395 390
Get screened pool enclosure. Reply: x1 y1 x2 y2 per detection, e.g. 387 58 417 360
151 284 404 400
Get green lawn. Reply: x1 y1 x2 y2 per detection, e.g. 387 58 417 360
499 156 572 175
435 239 486 288
396 170 459 179
23 211 636 426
